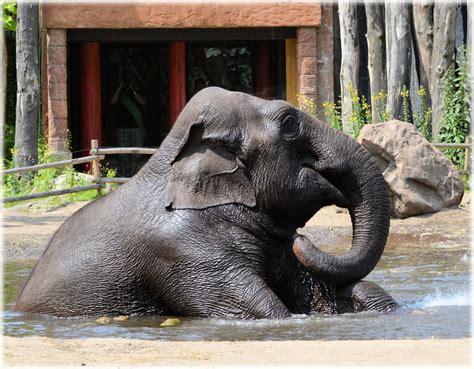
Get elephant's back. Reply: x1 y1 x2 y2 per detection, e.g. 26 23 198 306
14 182 166 316
15 143 179 316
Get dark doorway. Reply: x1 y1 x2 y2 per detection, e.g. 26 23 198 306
101 43 169 176
67 29 292 177
186 40 286 101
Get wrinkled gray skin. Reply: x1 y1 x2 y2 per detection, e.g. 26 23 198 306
15 87 397 318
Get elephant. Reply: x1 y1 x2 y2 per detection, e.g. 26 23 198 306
15 87 398 319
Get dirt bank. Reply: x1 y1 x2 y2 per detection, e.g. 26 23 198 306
3 337 472 366
2 201 90 260
3 192 470 260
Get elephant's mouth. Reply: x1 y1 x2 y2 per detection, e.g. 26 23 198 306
301 159 351 210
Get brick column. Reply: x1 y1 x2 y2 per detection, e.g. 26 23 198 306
296 27 318 108
46 29 69 157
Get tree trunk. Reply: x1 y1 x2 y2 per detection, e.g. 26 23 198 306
14 3 40 168
468 2 473 47
412 1 433 107
2 30 7 133
430 3 457 140
364 2 386 122
468 2 473 132
385 1 412 121
339 1 359 134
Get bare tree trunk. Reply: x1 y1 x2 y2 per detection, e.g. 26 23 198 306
1 30 7 136
365 1 386 122
468 2 473 47
385 1 412 121
468 2 473 135
14 3 39 168
412 1 433 106
430 3 457 140
339 1 359 134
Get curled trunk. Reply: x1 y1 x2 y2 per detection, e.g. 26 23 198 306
294 125 390 286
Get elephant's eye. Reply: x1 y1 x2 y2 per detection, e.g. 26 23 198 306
281 114 300 140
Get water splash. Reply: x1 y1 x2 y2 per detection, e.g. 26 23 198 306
460 253 470 263
407 289 472 309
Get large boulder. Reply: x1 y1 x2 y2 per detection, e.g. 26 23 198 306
358 120 464 218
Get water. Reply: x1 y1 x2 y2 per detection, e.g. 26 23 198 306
3 236 471 341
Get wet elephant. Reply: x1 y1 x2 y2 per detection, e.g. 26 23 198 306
15 87 397 318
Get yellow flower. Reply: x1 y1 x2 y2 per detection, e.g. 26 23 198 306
418 86 426 97
400 85 409 98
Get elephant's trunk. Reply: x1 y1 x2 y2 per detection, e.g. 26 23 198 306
293 124 390 286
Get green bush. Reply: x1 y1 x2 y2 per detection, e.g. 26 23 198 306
413 86 432 141
1 137 112 207
439 45 471 170
347 85 371 139
318 85 434 143
372 89 389 122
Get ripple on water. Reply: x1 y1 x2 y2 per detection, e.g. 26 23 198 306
3 239 471 341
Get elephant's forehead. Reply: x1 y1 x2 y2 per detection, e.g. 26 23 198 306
191 87 293 130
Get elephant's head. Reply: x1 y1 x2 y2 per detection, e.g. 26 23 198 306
163 87 390 286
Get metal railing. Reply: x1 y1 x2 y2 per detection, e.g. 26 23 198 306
432 136 471 175
2 139 157 204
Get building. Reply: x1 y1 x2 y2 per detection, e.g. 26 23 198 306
41 2 334 174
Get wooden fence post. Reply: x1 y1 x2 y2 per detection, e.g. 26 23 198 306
91 139 101 194
464 136 472 173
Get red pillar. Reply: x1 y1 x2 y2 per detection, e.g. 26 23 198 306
80 42 102 153
168 41 186 127
256 41 274 100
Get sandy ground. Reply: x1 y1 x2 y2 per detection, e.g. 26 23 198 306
3 337 472 366
2 193 472 367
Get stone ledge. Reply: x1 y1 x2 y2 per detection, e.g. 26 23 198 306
42 3 321 29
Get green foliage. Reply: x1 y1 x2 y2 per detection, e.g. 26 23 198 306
2 137 112 207
322 100 343 131
347 85 371 139
204 46 252 88
399 85 433 141
2 2 16 31
400 85 410 123
413 86 432 141
4 30 16 162
372 89 389 122
439 45 471 169
319 85 432 141
297 94 316 117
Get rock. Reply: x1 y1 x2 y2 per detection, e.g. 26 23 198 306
95 316 112 324
95 315 128 324
54 173 94 190
113 315 129 321
160 318 182 327
358 120 464 219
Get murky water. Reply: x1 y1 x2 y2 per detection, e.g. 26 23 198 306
3 236 471 341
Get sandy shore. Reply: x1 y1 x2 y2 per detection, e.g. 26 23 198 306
3 337 472 366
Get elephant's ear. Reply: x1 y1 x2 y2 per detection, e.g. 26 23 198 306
165 123 257 210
